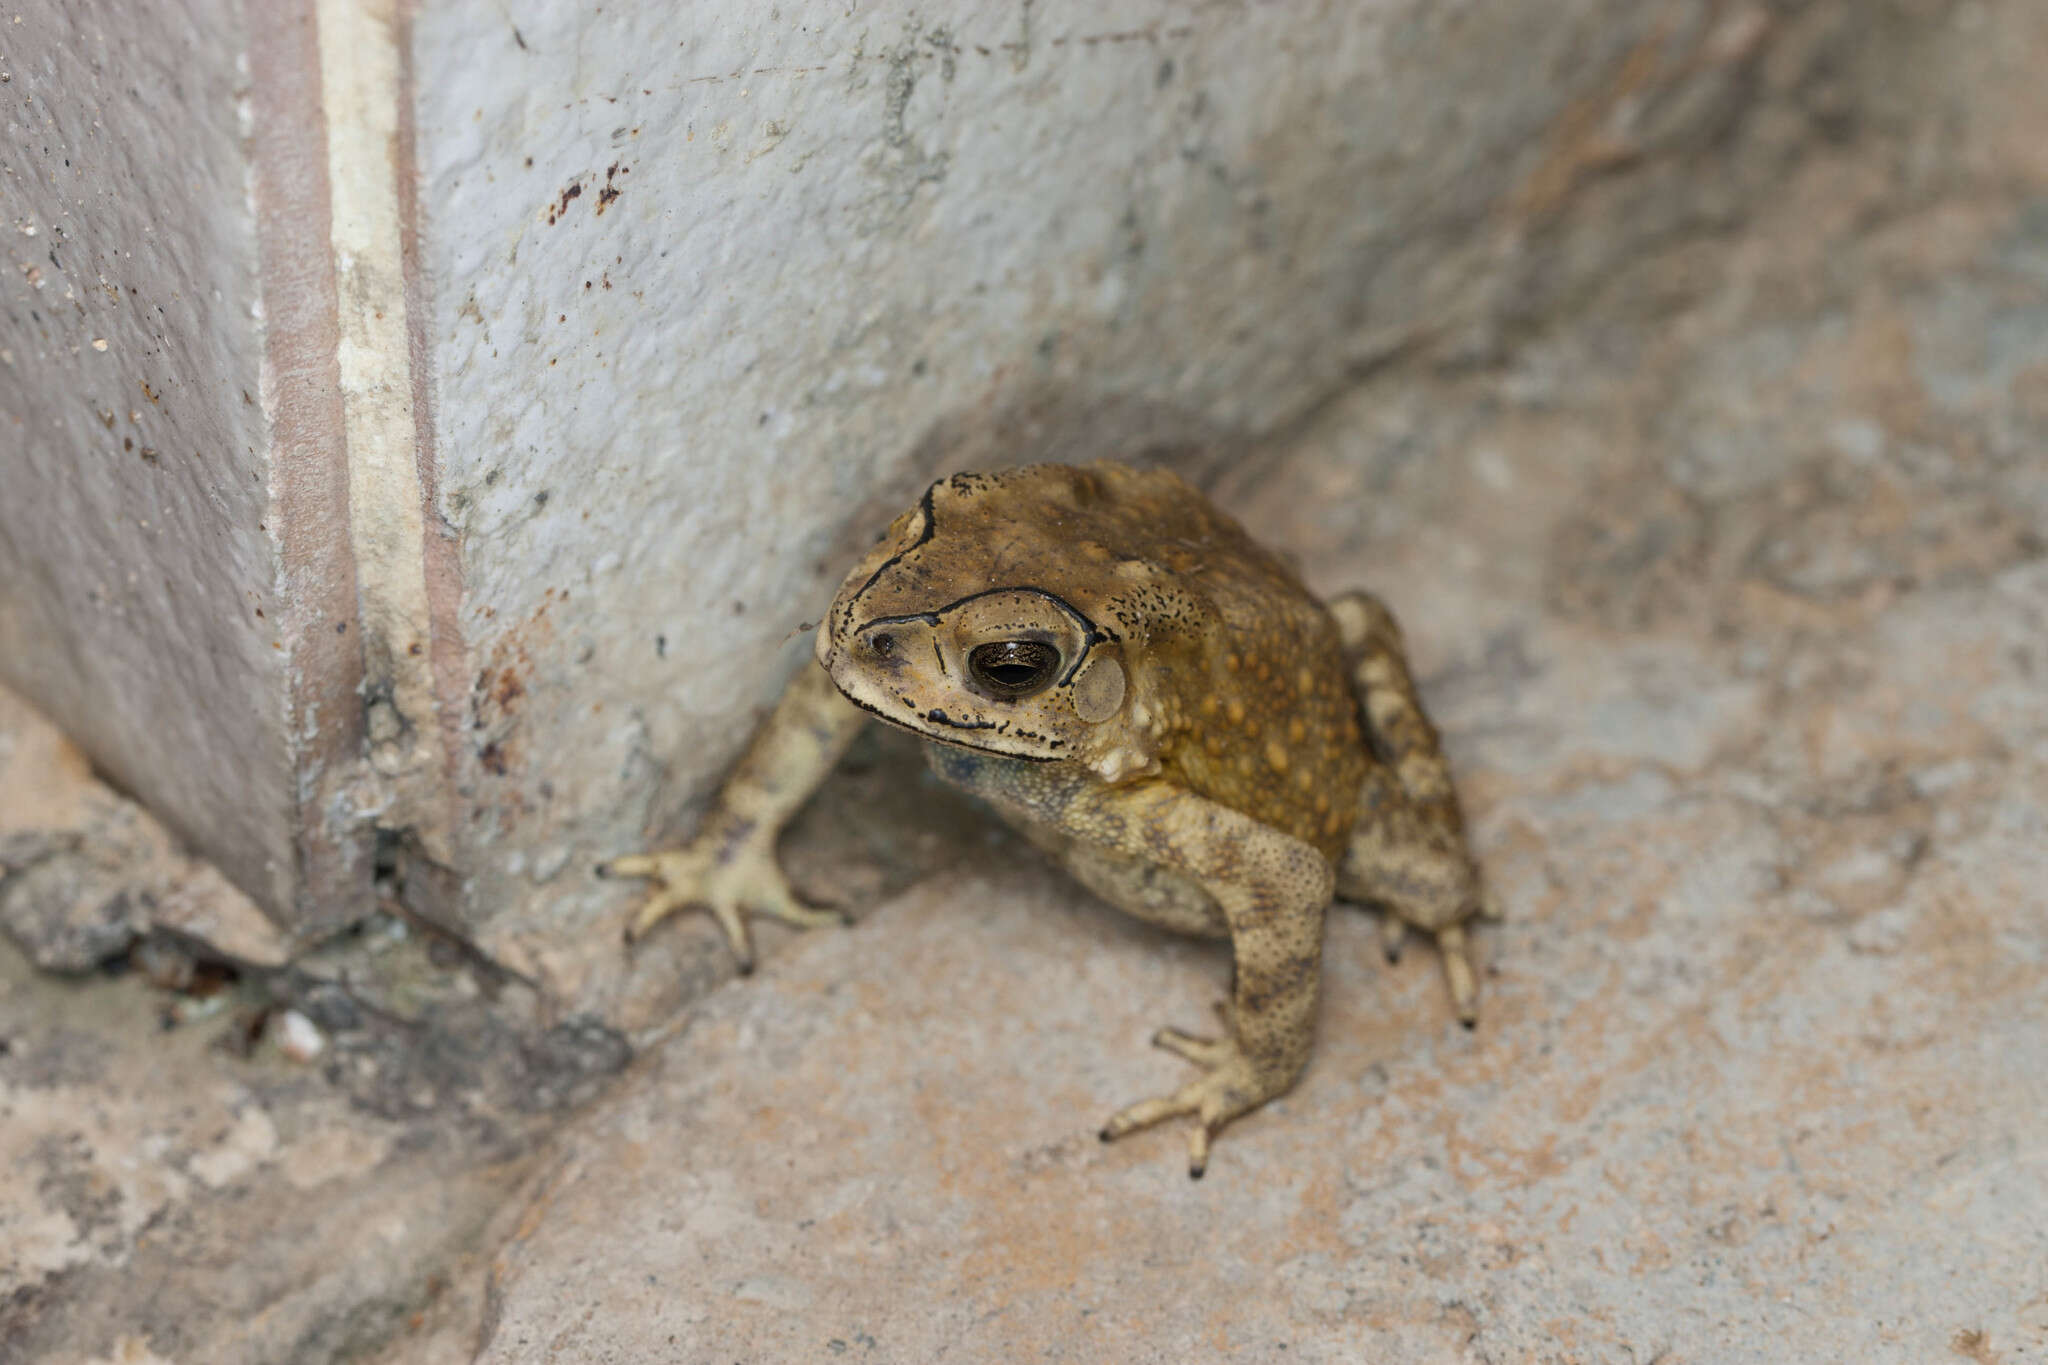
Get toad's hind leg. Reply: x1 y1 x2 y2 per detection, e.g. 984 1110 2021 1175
1327 591 1486 1026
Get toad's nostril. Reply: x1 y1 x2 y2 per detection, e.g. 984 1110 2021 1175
868 631 896 658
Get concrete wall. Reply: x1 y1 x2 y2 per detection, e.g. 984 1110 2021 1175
5 0 1798 1017
2 1 376 950
0 0 314 925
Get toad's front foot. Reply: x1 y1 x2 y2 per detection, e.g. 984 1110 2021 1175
598 829 843 972
1098 1019 1296 1179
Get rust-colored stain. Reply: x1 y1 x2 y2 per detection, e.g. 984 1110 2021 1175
1509 36 1664 222
595 162 628 215
468 589 570 810
543 180 583 226
1508 10 1774 225
1951 1328 2003 1365
544 163 628 225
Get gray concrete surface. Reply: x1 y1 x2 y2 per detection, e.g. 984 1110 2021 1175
0 924 532 1365
0 688 541 1365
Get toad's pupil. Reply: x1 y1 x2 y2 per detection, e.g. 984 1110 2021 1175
968 640 1058 698
869 632 896 657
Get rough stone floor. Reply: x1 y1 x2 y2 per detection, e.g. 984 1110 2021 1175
8 102 2048 1365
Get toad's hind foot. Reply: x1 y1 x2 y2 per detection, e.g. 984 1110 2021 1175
1379 912 1408 963
1437 922 1479 1029
1368 907 1480 1026
600 839 843 972
1099 1028 1284 1179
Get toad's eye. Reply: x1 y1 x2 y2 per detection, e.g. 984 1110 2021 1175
967 640 1060 700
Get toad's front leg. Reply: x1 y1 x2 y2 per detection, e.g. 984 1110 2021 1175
1087 784 1332 1176
599 662 864 971
936 756 1333 1178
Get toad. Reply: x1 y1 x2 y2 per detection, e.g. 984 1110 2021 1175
602 463 1490 1175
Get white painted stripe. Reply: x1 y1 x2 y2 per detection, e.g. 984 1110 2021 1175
315 0 449 856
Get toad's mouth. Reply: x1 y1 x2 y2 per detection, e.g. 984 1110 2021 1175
817 653 1067 763
921 706 999 732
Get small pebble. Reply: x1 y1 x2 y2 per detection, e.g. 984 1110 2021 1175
274 1009 326 1063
